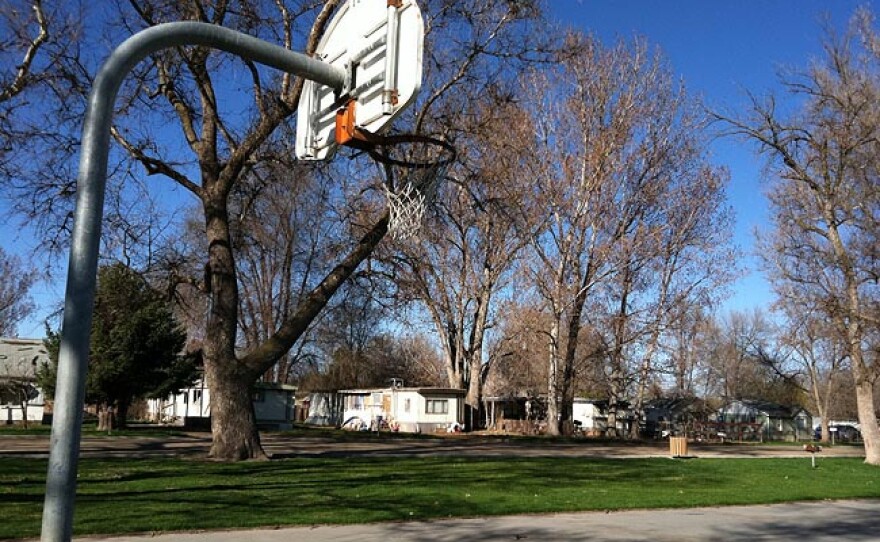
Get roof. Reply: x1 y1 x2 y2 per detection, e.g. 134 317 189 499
338 387 466 396
255 382 297 391
723 399 807 418
645 397 704 414
484 394 546 401
0 338 48 379
573 397 631 409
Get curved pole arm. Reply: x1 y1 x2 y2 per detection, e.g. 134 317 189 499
41 22 344 542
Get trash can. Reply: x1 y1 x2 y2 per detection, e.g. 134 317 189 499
670 436 688 457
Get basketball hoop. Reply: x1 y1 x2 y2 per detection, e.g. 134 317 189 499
372 133 455 241
336 101 456 241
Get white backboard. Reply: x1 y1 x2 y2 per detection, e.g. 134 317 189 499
295 0 424 161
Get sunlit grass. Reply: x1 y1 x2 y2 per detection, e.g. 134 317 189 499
2 455 878 539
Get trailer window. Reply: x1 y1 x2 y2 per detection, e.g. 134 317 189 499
426 399 448 414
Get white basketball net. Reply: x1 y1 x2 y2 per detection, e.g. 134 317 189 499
368 134 454 242
384 168 443 242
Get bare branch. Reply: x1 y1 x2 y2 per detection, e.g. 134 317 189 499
0 0 49 103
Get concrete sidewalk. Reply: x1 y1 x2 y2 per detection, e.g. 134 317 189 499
72 500 880 542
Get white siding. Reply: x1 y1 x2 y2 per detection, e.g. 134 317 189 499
572 401 605 430
339 388 465 432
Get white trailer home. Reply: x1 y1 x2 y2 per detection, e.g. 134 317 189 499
148 380 296 429
0 338 49 425
339 387 466 433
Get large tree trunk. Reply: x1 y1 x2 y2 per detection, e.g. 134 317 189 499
560 278 589 437
606 267 631 439
205 359 264 460
808 367 831 443
853 368 880 465
465 357 482 431
115 400 129 430
97 404 109 432
464 281 493 430
831 222 879 465
204 188 262 460
605 369 625 438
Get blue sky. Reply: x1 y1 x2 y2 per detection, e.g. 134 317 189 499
548 0 876 314
5 1 877 337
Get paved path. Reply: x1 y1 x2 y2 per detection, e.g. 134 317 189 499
0 432 866 459
70 500 880 541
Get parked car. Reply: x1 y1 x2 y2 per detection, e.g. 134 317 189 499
814 423 861 442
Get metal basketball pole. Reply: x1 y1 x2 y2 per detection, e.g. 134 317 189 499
40 22 345 542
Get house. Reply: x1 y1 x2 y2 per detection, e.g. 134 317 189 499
642 397 711 438
483 395 546 434
715 399 812 442
0 338 49 425
338 386 465 433
482 396 631 436
147 380 296 429
572 398 632 436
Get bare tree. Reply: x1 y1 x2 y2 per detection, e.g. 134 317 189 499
390 92 535 428
228 140 340 384
1 0 77 239
781 309 848 442
487 302 551 400
509 36 634 436
0 247 37 337
364 2 549 428
510 34 732 436
718 9 880 464
664 307 715 397
625 168 736 437
699 310 800 405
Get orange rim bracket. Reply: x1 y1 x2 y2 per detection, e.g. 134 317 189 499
335 99 372 149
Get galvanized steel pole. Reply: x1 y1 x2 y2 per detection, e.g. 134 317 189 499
40 21 344 542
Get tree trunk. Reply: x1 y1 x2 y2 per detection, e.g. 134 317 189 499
854 374 880 465
203 187 263 460
545 318 561 436
808 368 830 443
115 400 129 430
560 283 588 437
465 354 482 430
827 218 878 465
464 279 493 430
96 405 107 432
18 399 28 429
206 359 264 460
606 371 625 438
630 365 648 440
605 265 632 439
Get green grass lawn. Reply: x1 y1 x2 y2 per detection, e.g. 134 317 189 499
2 456 878 539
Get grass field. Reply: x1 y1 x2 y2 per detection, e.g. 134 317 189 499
2 455 878 539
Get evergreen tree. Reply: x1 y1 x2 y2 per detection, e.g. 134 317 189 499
39 263 198 427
